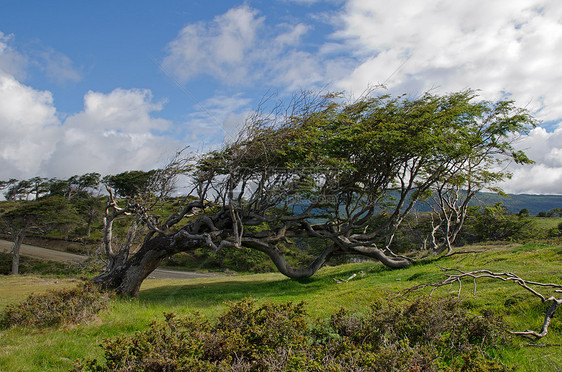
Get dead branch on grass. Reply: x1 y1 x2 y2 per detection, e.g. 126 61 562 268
399 268 562 340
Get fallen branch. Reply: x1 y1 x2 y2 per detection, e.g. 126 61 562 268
333 271 364 284
399 268 562 340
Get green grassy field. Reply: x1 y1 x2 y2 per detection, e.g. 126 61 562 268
1 242 561 371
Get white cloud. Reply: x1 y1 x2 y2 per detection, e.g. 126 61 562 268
0 81 180 180
0 32 28 81
35 47 82 84
329 0 562 194
0 32 81 85
335 0 562 123
0 32 177 180
0 71 59 179
162 5 343 91
501 126 562 194
181 94 253 150
43 88 178 177
275 23 310 47
163 5 264 85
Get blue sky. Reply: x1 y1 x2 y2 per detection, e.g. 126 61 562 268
1 0 562 194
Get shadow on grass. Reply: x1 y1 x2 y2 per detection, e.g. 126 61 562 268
139 277 325 308
138 262 397 308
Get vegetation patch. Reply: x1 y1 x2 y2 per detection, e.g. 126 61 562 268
0 281 111 329
0 251 90 276
74 298 509 371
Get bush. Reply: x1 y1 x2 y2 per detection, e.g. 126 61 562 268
0 281 111 329
74 298 510 371
465 203 534 242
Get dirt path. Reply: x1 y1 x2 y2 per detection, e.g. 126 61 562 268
0 239 222 280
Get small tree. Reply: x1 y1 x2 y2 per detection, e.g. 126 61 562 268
470 203 531 241
0 196 80 274
518 208 530 217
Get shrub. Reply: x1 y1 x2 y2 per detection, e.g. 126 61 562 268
465 203 534 242
74 297 510 371
0 281 111 329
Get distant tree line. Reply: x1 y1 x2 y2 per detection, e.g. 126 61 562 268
0 170 159 274
536 208 562 217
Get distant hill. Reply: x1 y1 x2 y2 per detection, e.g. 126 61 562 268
382 190 562 216
470 192 562 216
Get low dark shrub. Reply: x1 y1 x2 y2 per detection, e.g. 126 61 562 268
74 297 511 371
0 281 111 329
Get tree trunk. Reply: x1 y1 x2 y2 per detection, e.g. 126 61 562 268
11 231 25 275
93 234 172 296
92 232 206 297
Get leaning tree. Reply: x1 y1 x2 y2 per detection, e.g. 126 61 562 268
92 90 535 296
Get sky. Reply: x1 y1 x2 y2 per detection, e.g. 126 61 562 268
1 0 562 195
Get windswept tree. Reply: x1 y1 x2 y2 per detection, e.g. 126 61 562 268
103 170 157 198
2 179 33 201
92 90 535 296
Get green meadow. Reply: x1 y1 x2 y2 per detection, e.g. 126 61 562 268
0 242 561 371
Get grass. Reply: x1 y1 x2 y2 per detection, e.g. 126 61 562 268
0 243 561 371
529 217 562 230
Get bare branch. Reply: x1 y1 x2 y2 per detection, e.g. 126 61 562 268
400 268 562 340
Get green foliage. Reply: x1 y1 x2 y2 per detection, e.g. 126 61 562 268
517 208 530 217
548 208 562 217
1 243 561 370
465 203 534 242
0 282 111 329
103 170 156 197
74 298 509 371
1 196 80 232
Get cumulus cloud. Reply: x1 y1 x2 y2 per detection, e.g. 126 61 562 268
0 42 178 181
330 0 562 194
0 81 180 180
500 127 562 194
335 0 562 123
0 31 181 181
0 71 59 179
163 5 264 85
42 88 178 177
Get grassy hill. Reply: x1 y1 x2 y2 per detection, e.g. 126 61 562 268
1 241 561 371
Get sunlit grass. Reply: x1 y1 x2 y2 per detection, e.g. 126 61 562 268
0 243 561 371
